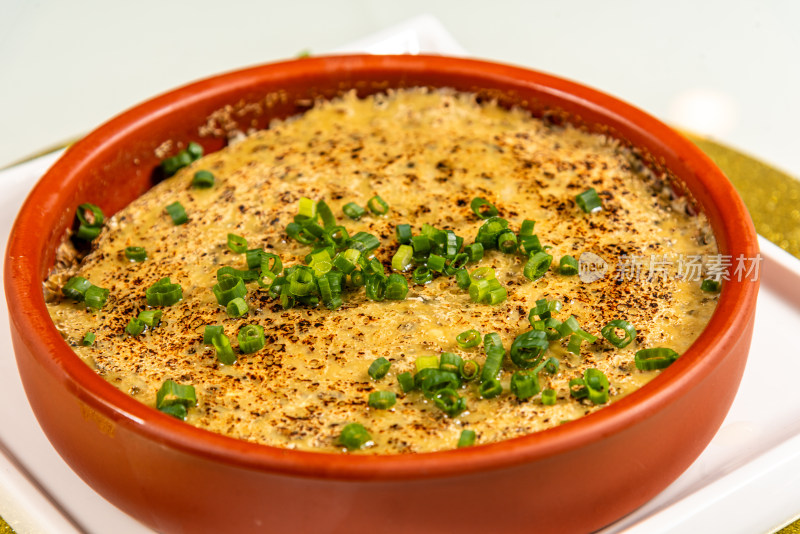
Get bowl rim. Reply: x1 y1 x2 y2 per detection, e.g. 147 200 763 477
4 54 760 481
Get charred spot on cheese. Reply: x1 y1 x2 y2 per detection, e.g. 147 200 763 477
45 88 718 454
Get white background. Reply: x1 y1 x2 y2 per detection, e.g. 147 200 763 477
2 0 799 177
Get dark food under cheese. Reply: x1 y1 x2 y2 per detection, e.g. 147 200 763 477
45 88 719 454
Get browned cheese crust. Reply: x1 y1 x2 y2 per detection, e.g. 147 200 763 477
46 89 718 453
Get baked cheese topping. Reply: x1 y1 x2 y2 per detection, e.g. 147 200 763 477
46 88 718 454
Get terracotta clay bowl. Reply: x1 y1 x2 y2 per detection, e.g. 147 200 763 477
4 55 759 533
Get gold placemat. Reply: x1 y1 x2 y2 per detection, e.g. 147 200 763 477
685 133 800 259
0 517 15 534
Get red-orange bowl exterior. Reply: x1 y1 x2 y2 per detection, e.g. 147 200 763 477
4 55 759 533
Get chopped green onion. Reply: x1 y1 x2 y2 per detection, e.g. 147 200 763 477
556 315 580 337
217 266 259 282
415 355 439 373
634 348 680 370
439 352 462 374
474 217 509 250
421 368 458 396
464 243 484 263
559 255 579 275
343 202 366 220
398 372 416 393
309 249 333 277
701 279 721 292
158 403 187 420
544 357 559 374
76 224 101 241
601 319 637 348
156 379 197 411
212 333 236 365
510 371 541 400
338 423 371 451
481 333 505 382
459 359 480 381
191 170 215 188
566 333 588 355
560 319 598 354
138 310 162 328
324 225 348 249
509 330 549 368
427 254 446 272
259 251 283 278
529 298 563 321
497 230 517 254
365 273 387 301
227 233 248 254
575 188 602 213
469 278 505 305
412 266 433 285
520 219 536 236
186 142 203 160
541 388 557 405
226 297 248 318
368 357 391 380
165 202 188 225
456 329 481 349
212 276 246 305
76 202 104 228
478 379 502 399
518 234 543 256
348 232 381 255
445 254 469 276
145 277 183 306
349 270 366 288
285 222 316 245
237 325 265 354
457 429 476 448
569 377 588 399
160 152 192 177
84 285 109 310
62 276 92 301
584 368 610 404
334 249 361 274
297 197 317 220
74 205 104 241
317 200 336 229
367 195 389 215
203 325 224 345
533 318 564 341
486 286 507 305
385 273 409 300
454 268 471 289
434 388 466 417
470 197 499 219
523 251 553 281
395 224 412 244
126 318 145 337
124 246 147 262
82 332 96 346
245 249 264 269
444 231 460 258
368 391 396 410
391 244 414 272
470 266 496 283
411 234 432 257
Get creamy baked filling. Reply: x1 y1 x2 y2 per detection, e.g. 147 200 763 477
45 88 718 454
